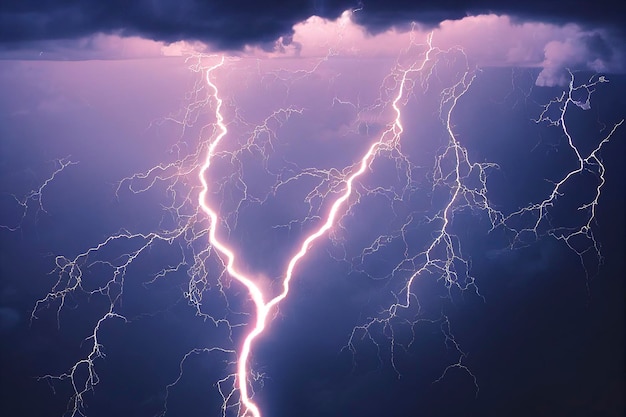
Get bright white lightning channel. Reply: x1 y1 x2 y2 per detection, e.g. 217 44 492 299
24 26 622 417
198 35 438 417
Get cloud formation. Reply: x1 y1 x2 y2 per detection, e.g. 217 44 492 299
258 14 624 86
0 10 622 87
0 0 624 51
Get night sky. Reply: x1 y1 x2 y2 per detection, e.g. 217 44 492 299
0 2 624 417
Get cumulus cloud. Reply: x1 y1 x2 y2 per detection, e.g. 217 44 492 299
433 15 624 86
259 13 624 86
535 32 620 86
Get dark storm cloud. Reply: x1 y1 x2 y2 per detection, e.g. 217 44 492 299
0 0 624 50
350 0 625 33
0 0 323 49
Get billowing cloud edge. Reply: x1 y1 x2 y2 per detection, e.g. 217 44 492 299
1 12 623 87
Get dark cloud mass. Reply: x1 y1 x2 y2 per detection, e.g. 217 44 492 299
352 0 625 31
0 0 624 50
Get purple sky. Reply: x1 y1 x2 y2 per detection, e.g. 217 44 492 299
0 10 624 417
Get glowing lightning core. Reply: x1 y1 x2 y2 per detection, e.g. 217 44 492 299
19 19 623 417
198 35 437 417
196 55 267 417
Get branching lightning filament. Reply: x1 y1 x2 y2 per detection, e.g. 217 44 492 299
22 26 622 417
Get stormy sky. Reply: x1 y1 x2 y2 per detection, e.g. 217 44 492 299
0 2 624 417
0 0 624 49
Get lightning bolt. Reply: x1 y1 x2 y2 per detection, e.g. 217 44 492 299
24 19 622 417
343 41 490 387
197 34 439 417
500 72 624 278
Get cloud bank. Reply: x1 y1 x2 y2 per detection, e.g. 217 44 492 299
0 4 623 87
0 0 624 50
263 13 624 87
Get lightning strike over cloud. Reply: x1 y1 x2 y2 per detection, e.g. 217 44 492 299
1 10 623 417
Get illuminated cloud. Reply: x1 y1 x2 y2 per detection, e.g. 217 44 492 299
263 13 624 86
2 11 623 87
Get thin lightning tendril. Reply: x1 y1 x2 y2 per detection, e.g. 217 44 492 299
499 73 624 277
0 156 76 232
